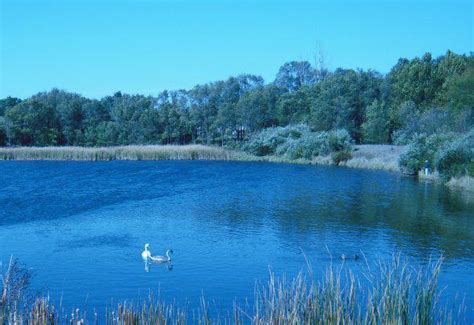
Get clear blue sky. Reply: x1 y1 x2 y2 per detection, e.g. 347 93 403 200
1 0 472 99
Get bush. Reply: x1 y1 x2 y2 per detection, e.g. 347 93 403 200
435 129 474 177
399 131 473 177
328 129 352 152
399 133 456 174
392 130 420 145
243 125 308 156
332 150 352 165
243 125 353 161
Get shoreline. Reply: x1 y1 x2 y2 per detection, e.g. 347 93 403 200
0 144 404 166
1 144 472 191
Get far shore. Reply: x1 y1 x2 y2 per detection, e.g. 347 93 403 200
1 144 472 191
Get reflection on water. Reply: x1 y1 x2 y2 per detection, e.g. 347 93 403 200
144 261 173 273
0 161 473 319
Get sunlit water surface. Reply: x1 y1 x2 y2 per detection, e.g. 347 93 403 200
0 161 473 320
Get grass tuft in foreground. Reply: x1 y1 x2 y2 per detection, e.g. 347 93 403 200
1 255 466 324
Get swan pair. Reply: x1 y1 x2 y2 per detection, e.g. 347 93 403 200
142 243 173 263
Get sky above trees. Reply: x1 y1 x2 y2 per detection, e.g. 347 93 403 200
1 0 472 98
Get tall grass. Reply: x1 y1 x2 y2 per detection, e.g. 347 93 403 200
341 145 408 172
0 144 410 175
1 256 465 324
0 145 254 161
446 175 474 191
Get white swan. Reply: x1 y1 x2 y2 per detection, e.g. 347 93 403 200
142 243 152 261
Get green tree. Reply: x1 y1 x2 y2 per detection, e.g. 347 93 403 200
0 117 7 146
274 61 317 92
362 100 390 144
444 58 474 111
0 97 22 116
5 100 61 146
237 85 282 131
276 87 313 125
310 69 382 143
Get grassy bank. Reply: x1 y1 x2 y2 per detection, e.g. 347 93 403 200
0 145 254 161
0 256 465 324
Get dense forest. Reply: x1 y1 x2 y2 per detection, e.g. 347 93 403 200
0 51 472 150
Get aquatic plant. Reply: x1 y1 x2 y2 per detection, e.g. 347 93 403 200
0 258 31 324
1 255 465 324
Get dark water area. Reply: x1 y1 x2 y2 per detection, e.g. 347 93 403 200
0 161 473 320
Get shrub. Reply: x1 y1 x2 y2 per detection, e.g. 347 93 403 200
243 126 303 156
435 129 474 177
392 130 420 145
332 150 352 165
243 125 353 161
328 129 352 152
399 133 456 174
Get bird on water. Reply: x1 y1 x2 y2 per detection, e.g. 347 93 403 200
340 254 360 261
142 243 173 263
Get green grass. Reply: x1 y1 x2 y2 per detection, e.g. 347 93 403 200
1 256 465 324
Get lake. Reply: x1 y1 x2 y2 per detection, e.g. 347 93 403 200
0 161 473 320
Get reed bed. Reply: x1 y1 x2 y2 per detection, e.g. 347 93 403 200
0 144 410 175
0 145 255 161
446 175 474 192
1 256 465 324
340 145 408 172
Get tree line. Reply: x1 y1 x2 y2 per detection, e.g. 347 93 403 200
0 50 472 147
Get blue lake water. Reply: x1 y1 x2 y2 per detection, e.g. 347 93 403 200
0 161 473 320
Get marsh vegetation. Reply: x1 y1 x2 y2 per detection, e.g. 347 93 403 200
0 145 250 161
1 256 465 324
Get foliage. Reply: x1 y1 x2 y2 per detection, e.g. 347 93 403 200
274 61 319 92
309 68 382 143
332 150 353 165
435 129 474 177
0 118 7 146
5 100 62 146
399 133 459 175
0 97 21 117
362 99 390 144
0 51 472 176
276 86 313 125
387 51 469 109
243 125 352 163
446 57 474 110
392 106 458 145
243 124 308 156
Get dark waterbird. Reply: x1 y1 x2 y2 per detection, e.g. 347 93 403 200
340 254 360 261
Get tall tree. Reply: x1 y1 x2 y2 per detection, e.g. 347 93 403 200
5 100 61 146
274 61 317 92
